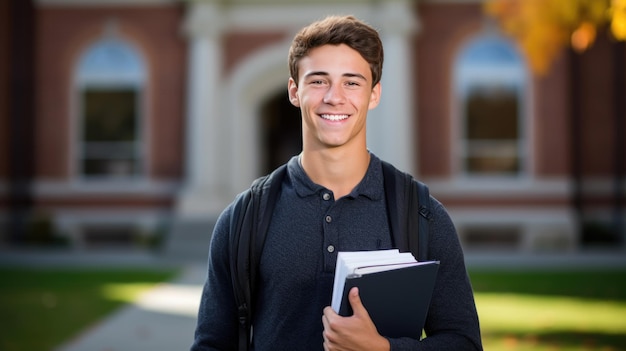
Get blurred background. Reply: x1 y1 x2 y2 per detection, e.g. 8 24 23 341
1 0 625 350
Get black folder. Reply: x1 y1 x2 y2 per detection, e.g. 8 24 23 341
337 261 440 339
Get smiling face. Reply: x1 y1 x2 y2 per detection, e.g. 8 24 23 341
288 44 381 152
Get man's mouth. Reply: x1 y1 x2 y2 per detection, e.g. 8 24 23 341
320 114 349 121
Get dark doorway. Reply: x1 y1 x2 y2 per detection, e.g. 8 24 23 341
260 91 302 174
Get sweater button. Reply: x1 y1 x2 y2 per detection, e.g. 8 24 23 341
323 193 331 201
325 215 332 223
327 245 335 253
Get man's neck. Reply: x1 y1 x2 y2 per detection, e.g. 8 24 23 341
300 147 370 199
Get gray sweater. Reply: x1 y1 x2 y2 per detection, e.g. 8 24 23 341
191 154 483 351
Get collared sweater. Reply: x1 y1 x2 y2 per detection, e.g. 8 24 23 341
191 154 483 351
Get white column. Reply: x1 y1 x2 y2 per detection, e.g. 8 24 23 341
177 2 226 218
367 0 418 174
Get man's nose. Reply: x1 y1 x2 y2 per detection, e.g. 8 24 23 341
323 84 346 105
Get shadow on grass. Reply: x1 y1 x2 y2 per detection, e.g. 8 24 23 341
483 329 626 350
469 270 626 302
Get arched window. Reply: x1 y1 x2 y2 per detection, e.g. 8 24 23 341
75 37 146 179
454 35 528 177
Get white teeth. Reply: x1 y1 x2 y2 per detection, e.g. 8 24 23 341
321 114 349 121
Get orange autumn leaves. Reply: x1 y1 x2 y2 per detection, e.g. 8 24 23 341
485 0 626 74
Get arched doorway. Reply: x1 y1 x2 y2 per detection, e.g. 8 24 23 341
260 91 301 174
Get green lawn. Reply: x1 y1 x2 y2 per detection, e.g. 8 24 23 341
1 266 624 351
470 269 626 351
0 267 177 351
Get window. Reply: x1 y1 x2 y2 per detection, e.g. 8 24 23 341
454 36 527 177
75 37 146 179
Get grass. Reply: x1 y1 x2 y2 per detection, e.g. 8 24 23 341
470 269 626 351
0 267 177 351
1 266 624 351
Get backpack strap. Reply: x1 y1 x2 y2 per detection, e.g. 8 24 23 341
416 180 432 260
250 164 287 293
229 189 253 351
381 161 432 261
229 164 287 351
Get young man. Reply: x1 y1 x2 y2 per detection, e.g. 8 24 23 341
191 15 482 351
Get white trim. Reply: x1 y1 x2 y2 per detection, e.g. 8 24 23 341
37 0 177 6
183 37 215 186
450 208 575 224
0 179 179 197
52 208 171 249
523 61 536 176
226 41 293 194
221 3 381 31
55 209 171 227
366 0 417 174
181 0 384 36
176 4 228 217
425 177 572 198
448 207 578 252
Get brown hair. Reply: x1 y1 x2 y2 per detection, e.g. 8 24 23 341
288 15 384 87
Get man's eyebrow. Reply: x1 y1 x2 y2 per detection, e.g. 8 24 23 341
343 72 367 81
303 71 368 81
303 71 329 80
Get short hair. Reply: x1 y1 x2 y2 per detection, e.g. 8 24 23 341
288 15 384 87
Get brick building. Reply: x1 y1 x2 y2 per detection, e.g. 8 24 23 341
1 0 624 255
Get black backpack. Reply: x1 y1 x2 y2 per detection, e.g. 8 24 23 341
228 161 432 351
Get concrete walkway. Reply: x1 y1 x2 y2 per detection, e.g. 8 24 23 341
54 263 205 351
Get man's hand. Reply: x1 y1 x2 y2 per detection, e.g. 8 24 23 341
322 287 391 351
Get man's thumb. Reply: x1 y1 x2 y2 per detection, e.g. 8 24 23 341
349 287 368 317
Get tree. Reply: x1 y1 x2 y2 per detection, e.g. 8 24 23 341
485 0 626 74
487 0 626 247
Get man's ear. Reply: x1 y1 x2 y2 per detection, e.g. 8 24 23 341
288 78 300 107
368 82 381 110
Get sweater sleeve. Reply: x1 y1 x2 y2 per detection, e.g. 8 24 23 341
190 201 239 351
388 197 483 351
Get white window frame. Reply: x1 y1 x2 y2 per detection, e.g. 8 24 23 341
452 34 530 180
73 36 147 182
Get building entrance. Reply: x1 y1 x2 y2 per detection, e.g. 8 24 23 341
260 91 301 174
